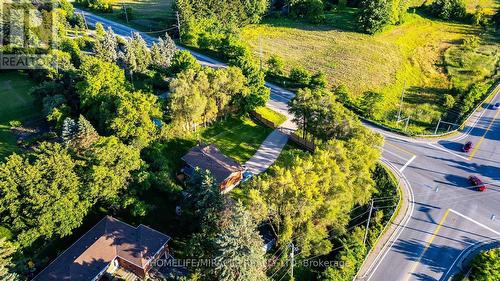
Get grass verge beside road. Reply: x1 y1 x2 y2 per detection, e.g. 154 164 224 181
253 106 288 128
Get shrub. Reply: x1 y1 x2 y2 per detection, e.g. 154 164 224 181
357 0 392 34
169 50 201 74
462 35 480 50
429 0 466 21
266 54 285 77
9 120 22 128
290 0 326 23
469 248 500 281
79 0 116 13
310 71 327 89
290 66 311 85
443 94 456 109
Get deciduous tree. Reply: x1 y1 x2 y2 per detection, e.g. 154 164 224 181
0 143 89 247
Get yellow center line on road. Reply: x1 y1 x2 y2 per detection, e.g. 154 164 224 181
385 142 417 157
404 209 451 281
468 108 500 160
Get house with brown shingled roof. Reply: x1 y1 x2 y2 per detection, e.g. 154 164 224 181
32 216 170 281
181 144 244 193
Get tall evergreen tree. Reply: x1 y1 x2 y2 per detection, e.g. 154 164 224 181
95 27 118 62
62 117 78 145
124 32 151 74
151 33 177 71
214 202 267 281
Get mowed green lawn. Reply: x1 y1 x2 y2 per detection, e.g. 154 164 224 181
200 115 273 164
0 72 38 160
240 5 499 132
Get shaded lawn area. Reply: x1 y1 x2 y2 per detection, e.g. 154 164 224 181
0 71 39 160
77 0 176 35
200 114 274 164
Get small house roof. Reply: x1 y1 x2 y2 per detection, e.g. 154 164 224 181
181 144 243 184
33 216 170 281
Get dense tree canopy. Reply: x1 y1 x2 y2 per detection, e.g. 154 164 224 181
470 248 500 281
0 143 90 246
429 0 467 20
176 0 270 42
83 136 143 205
169 67 249 131
248 134 382 257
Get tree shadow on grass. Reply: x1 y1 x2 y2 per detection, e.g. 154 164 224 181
261 7 359 33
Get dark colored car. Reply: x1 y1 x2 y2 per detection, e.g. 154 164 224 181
462 141 473 153
468 176 486 192
493 102 500 110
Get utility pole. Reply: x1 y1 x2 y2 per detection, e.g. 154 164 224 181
363 200 374 245
434 118 441 134
122 3 129 23
397 81 406 121
290 243 296 279
176 11 181 41
81 12 89 31
259 35 263 72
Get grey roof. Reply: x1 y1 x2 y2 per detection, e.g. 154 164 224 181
33 216 170 281
181 144 243 184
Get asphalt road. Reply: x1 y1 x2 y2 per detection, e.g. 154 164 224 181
362 88 500 281
77 9 500 281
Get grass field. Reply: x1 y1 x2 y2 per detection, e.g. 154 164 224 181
0 72 39 160
240 6 500 132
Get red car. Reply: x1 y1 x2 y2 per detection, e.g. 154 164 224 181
468 176 486 192
462 141 473 153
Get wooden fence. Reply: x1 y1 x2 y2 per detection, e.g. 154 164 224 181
251 111 316 152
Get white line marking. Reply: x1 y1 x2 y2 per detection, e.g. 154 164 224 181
449 209 500 236
399 155 416 172
427 143 470 161
383 148 411 161
441 237 500 281
365 158 415 281
449 89 500 142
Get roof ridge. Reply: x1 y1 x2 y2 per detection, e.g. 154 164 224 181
201 145 241 170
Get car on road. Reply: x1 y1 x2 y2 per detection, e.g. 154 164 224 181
493 102 500 110
468 176 486 192
462 141 473 153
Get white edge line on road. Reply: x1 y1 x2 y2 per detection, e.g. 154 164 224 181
449 88 500 142
427 143 470 161
383 148 411 161
441 237 500 281
364 158 415 281
449 209 500 236
399 155 416 172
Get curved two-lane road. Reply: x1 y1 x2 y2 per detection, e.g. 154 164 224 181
77 9 500 280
